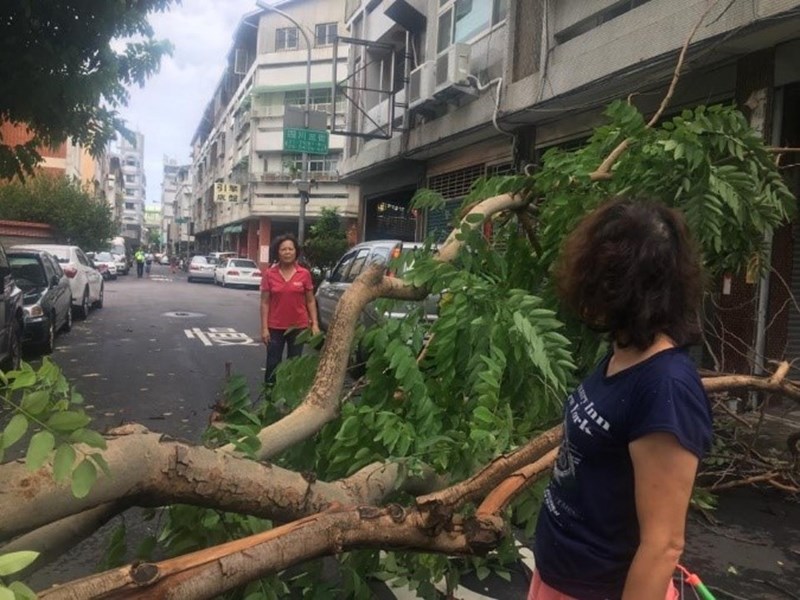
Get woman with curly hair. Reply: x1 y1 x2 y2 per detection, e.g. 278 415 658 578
529 198 713 600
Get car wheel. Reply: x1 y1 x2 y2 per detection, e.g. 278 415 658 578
93 283 104 309
61 303 73 332
41 315 55 354
75 288 90 320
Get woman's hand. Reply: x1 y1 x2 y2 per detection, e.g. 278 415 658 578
261 328 270 345
310 323 320 336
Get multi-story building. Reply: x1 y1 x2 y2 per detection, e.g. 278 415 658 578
143 205 162 249
97 154 125 227
0 122 100 183
160 158 189 254
337 0 800 374
118 131 146 243
189 0 357 265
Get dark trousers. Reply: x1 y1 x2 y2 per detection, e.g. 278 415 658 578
136 262 144 277
265 328 303 384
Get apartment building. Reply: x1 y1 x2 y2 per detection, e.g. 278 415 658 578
161 158 192 254
97 154 125 226
117 131 147 243
337 0 800 373
189 0 357 265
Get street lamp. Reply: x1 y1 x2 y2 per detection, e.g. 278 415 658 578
255 0 312 245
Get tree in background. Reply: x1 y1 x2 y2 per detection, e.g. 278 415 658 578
0 0 175 179
0 176 116 250
303 207 350 283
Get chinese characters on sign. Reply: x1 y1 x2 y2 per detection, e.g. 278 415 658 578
184 327 258 347
214 183 241 203
282 127 330 155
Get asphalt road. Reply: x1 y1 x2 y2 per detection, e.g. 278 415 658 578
45 263 266 441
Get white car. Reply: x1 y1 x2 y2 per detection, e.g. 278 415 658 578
187 255 217 283
91 251 118 280
214 258 261 288
112 252 129 275
13 244 104 319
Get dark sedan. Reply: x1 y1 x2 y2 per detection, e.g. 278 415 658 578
8 248 73 354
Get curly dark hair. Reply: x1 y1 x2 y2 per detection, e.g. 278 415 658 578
554 198 704 350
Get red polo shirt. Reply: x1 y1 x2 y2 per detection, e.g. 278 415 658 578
261 264 313 329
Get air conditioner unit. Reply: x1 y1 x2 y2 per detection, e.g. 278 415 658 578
434 43 471 96
408 61 436 109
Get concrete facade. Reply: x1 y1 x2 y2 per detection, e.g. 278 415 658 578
338 0 800 374
189 0 358 266
116 132 146 243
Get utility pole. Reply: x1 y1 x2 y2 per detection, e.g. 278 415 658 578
255 0 312 245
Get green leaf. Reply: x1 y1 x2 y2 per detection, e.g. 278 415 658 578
25 430 55 471
69 428 107 449
91 453 112 478
0 586 13 600
21 390 49 415
473 406 494 424
47 411 91 432
0 551 39 576
8 581 37 600
9 371 36 390
71 459 97 498
2 414 28 449
52 444 76 483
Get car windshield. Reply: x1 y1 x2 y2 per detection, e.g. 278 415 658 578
206 257 218 265
9 256 46 288
231 259 256 268
95 252 114 261
42 247 70 263
191 256 209 265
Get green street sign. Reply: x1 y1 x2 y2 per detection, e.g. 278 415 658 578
283 127 329 155
175 217 189 224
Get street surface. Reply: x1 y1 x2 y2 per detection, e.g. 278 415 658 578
26 263 800 599
48 263 266 440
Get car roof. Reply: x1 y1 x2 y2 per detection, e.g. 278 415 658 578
12 244 75 251
8 246 53 256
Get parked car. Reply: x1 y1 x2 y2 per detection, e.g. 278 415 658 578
13 244 103 319
208 251 238 265
112 252 129 275
0 242 23 371
315 240 439 331
7 248 73 353
91 251 118 280
214 258 261 288
187 255 218 283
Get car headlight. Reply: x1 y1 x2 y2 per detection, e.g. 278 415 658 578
25 305 44 318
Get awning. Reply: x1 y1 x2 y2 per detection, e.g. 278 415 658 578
223 224 244 234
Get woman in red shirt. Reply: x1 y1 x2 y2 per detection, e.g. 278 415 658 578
260 234 319 384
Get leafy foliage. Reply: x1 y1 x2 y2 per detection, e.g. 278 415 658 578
0 1 175 179
303 207 350 278
0 359 108 496
0 175 116 250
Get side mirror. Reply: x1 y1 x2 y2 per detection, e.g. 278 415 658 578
323 268 332 281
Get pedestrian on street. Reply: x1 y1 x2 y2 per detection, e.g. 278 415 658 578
260 234 320 384
529 198 712 600
134 249 145 278
145 252 153 277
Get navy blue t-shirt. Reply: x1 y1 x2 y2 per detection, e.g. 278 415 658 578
533 347 712 599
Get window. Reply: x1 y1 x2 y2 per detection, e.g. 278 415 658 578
125 174 135 183
284 88 333 110
125 188 135 197
125 202 135 210
315 22 337 46
283 153 340 176
276 27 299 51
438 0 507 50
329 250 357 283
344 248 372 283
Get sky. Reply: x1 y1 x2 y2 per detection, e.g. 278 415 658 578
120 0 262 207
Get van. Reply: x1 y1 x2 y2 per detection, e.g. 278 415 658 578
315 240 438 331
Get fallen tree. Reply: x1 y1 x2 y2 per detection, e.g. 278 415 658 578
1 6 799 599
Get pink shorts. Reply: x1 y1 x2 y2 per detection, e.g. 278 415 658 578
527 571 679 600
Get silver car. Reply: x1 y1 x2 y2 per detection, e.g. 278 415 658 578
187 255 218 283
315 240 438 331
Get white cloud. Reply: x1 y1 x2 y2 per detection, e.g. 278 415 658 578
120 0 258 204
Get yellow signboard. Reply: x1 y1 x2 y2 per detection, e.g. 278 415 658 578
214 183 241 202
